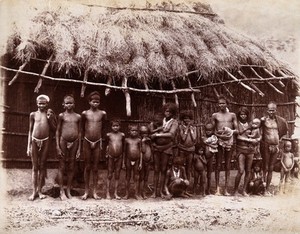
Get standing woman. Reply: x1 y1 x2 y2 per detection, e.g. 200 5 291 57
234 107 261 196
150 103 179 198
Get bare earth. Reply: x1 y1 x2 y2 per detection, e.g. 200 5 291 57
1 168 300 234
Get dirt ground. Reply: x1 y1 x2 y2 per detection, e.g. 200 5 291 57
1 168 300 234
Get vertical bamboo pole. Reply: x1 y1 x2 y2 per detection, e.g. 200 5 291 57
80 69 89 98
122 77 131 117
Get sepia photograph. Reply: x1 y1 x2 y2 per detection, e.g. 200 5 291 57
0 0 299 233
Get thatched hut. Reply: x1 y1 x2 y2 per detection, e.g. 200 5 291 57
1 2 298 167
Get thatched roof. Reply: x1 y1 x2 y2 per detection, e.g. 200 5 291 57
1 2 298 115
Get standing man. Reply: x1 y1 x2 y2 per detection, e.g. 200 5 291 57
212 95 238 195
261 101 288 195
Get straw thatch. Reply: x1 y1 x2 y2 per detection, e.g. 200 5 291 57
3 2 295 84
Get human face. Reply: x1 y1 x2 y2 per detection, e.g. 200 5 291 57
267 103 277 118
205 128 213 136
218 99 227 111
197 148 204 155
164 108 172 119
239 112 248 122
37 99 48 111
140 126 148 137
130 127 139 137
89 98 100 109
254 166 261 172
111 123 120 132
63 97 75 110
284 142 292 152
251 119 260 129
183 117 191 125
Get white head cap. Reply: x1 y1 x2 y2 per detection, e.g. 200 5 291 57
36 94 50 102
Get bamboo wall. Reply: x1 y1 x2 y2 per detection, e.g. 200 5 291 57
1 71 297 168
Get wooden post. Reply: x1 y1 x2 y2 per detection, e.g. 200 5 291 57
122 77 131 117
105 77 113 96
8 61 28 86
171 79 179 106
159 82 166 105
34 54 54 93
80 69 89 98
263 68 285 87
224 68 256 93
250 67 284 95
187 78 197 107
238 70 265 97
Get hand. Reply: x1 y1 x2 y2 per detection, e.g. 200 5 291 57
249 182 254 186
76 149 80 160
263 182 266 187
56 148 64 158
138 163 142 171
27 147 32 157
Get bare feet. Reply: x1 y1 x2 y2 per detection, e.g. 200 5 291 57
28 192 37 201
233 191 240 197
38 192 46 199
93 192 101 200
115 194 121 200
107 193 112 200
134 194 142 200
150 192 158 198
66 191 72 199
242 191 249 197
81 193 89 200
224 189 230 196
123 194 129 200
60 190 68 201
215 187 222 196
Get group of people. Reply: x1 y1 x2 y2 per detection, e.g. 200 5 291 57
26 91 299 201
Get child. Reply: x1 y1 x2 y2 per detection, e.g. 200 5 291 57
193 144 207 196
177 110 197 181
105 120 125 199
202 122 218 195
150 103 179 198
81 91 107 200
56 94 81 200
149 112 164 134
27 94 56 201
279 140 299 194
164 156 190 199
246 118 262 159
124 124 142 199
247 160 266 195
138 125 152 199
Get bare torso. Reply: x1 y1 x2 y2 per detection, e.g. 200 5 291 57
263 118 279 144
179 125 196 148
213 112 235 131
107 132 124 157
125 137 141 161
32 111 50 139
60 112 81 142
282 152 294 169
142 137 152 162
82 109 106 141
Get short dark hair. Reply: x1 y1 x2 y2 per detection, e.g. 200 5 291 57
218 95 228 104
163 102 178 116
63 94 74 101
111 119 121 126
179 110 193 121
128 124 139 131
88 91 100 101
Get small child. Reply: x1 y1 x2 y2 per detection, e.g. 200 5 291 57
193 144 207 196
124 124 142 199
247 161 266 195
164 156 190 199
149 112 164 134
215 126 234 150
27 94 56 201
177 110 197 181
279 140 299 194
138 125 152 199
202 122 218 194
105 120 125 199
81 91 107 200
246 118 262 159
56 94 81 200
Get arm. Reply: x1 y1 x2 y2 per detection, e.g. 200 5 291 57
81 111 86 137
27 113 34 157
232 113 239 134
55 114 64 158
122 138 127 169
76 115 82 159
139 139 142 170
155 120 179 138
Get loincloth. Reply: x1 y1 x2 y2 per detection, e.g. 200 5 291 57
32 136 49 151
152 142 174 155
62 137 78 150
84 137 102 150
218 135 234 151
